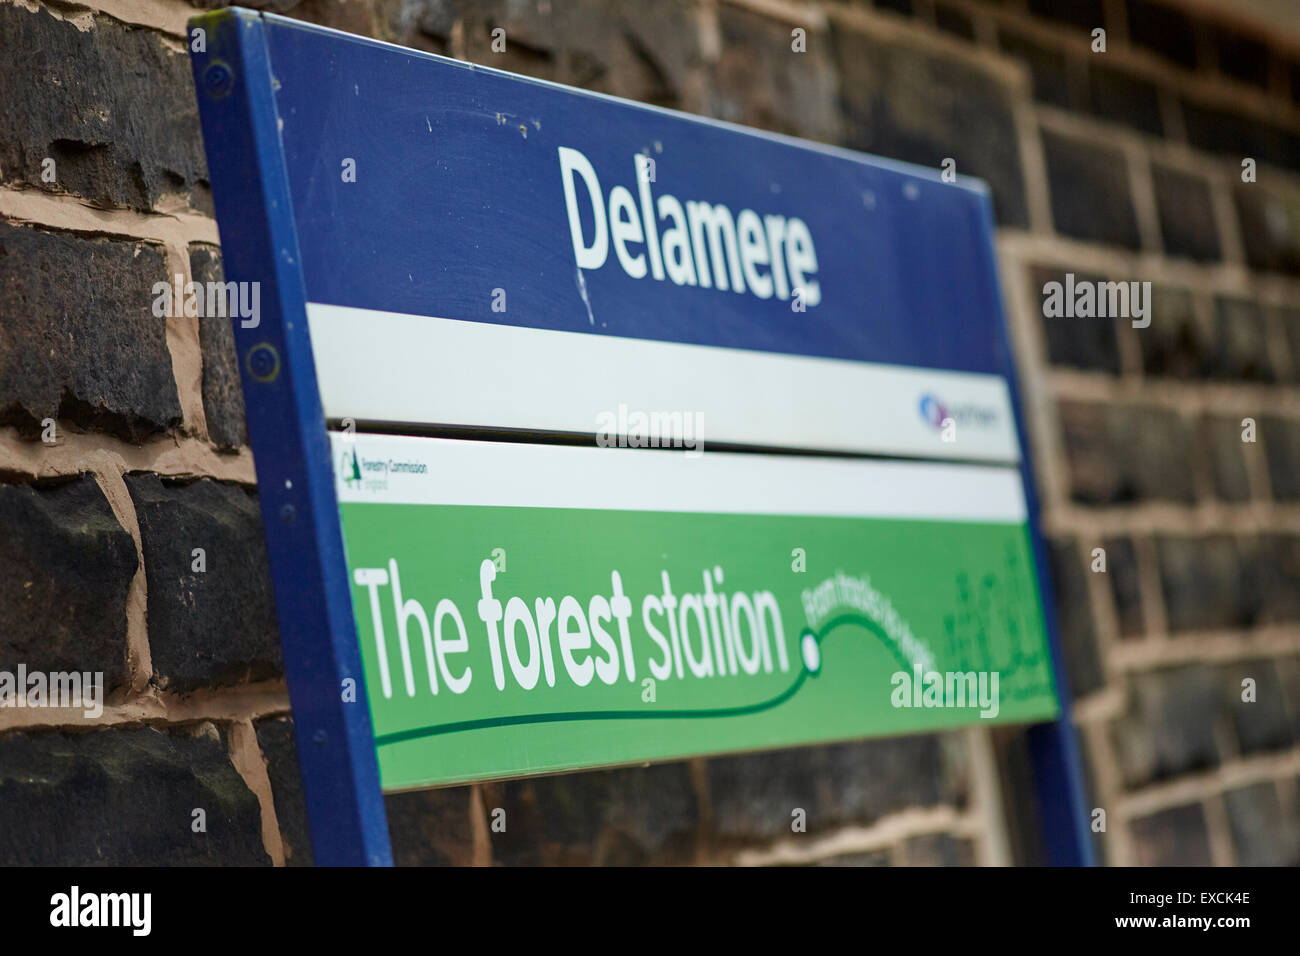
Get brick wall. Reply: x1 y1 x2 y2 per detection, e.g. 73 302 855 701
1 0 1297 866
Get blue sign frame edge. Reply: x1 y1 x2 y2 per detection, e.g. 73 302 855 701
974 201 1096 867
189 7 1094 866
189 8 392 866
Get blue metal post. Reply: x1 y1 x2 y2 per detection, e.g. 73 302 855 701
189 9 392 865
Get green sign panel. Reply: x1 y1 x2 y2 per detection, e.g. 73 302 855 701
334 434 1057 791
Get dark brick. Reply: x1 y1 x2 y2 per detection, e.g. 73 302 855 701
816 848 892 866
188 246 248 449
1112 666 1222 788
904 832 976 865
1032 268 1122 373
254 716 313 866
125 475 280 692
384 785 475 866
998 30 1077 111
0 479 136 694
708 734 967 842
1223 782 1299 866
0 6 208 212
1235 184 1300 276
406 0 705 111
1041 130 1140 249
1153 165 1220 261
1046 537 1105 699
1254 536 1300 623
1137 285 1203 379
874 0 914 16
706 6 840 143
1028 0 1104 32
934 4 975 41
1059 402 1196 505
0 725 269 865
1183 101 1300 171
485 761 698 865
1222 660 1293 755
1209 296 1274 382
1271 305 1300 383
1102 536 1144 637
1156 535 1250 632
1199 416 1252 503
1127 0 1198 70
1130 803 1213 865
0 222 181 440
1261 416 1300 501
833 23 1029 226
1215 32 1269 90
1087 65 1163 136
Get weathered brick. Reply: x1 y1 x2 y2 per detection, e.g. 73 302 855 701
704 6 841 144
0 725 269 865
1137 285 1205 379
832 22 1029 226
0 222 181 440
1126 0 1198 70
1111 666 1222 788
1041 131 1140 249
125 475 280 692
385 785 476 866
1153 165 1220 261
1059 402 1196 505
1234 182 1300 275
708 734 967 841
1032 267 1121 373
1101 536 1144 637
1156 535 1251 632
1045 537 1104 699
188 245 248 449
1223 782 1299 866
254 715 313 866
0 5 209 212
1261 415 1300 501
485 761 698 865
0 478 136 694
1130 803 1213 866
1210 296 1275 382
1199 416 1252 503
1222 659 1294 756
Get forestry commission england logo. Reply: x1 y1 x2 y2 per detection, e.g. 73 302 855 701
341 450 428 493
342 448 363 487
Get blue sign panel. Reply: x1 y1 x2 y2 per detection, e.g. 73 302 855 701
189 8 1093 866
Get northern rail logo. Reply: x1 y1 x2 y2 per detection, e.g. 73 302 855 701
918 392 1001 432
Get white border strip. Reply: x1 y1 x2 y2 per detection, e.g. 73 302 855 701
307 304 1021 463
331 433 1028 522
